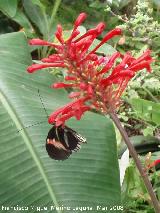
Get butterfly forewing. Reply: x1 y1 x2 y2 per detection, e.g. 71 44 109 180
46 139 71 160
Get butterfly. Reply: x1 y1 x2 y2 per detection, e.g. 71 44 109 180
46 125 87 160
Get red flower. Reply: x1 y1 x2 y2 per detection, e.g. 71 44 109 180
147 159 160 170
27 13 153 126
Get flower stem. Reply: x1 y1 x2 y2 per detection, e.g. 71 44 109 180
49 0 62 33
109 112 160 213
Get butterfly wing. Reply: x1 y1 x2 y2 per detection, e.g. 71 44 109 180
46 125 86 160
46 126 71 160
64 126 87 151
46 139 71 160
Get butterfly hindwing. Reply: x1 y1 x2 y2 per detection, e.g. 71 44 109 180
64 126 87 151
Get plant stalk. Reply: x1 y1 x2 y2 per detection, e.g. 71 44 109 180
109 112 160 213
49 0 62 33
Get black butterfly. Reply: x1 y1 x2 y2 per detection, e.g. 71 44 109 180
46 125 87 160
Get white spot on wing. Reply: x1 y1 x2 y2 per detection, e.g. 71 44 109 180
72 132 87 143
47 139 67 151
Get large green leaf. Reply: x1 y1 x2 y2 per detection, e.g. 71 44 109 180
0 0 17 17
0 32 121 212
23 0 49 37
0 0 32 35
12 10 33 33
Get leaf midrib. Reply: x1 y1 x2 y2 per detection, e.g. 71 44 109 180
0 89 61 213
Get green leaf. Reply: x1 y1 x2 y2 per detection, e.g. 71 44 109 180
142 126 156 137
0 0 33 35
119 135 160 157
31 0 45 11
89 38 117 55
119 0 132 9
0 0 17 17
129 98 160 125
12 9 33 32
23 0 49 37
0 32 120 212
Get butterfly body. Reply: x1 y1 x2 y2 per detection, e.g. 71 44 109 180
46 125 86 160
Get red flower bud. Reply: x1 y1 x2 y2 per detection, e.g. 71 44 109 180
69 92 81 98
29 39 59 48
27 63 65 73
79 82 87 90
89 28 122 56
130 60 152 72
65 76 77 81
95 22 106 33
52 83 76 88
74 13 87 29
148 159 160 169
55 24 64 44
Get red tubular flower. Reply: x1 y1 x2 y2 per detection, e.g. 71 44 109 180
74 13 87 29
48 97 90 125
147 159 160 169
29 39 59 48
87 28 122 56
52 82 77 89
68 92 81 99
55 25 65 44
27 63 66 73
27 13 153 126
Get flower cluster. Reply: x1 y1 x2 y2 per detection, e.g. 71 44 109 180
27 13 153 126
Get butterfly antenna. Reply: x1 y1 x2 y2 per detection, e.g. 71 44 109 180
38 89 49 119
17 89 49 133
17 121 46 132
